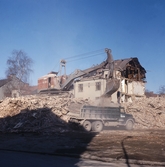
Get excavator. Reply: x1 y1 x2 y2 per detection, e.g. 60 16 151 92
38 48 120 97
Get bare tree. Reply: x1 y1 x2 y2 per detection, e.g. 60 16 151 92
5 50 33 95
145 89 157 97
158 85 165 96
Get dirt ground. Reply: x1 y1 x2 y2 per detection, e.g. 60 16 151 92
0 128 165 166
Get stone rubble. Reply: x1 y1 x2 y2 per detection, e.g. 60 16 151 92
0 95 165 132
0 94 90 133
122 96 165 129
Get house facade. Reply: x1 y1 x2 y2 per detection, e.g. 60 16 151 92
73 57 146 103
0 78 11 100
0 76 36 100
74 78 107 100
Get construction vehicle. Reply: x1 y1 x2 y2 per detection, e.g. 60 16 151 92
69 105 135 132
38 48 120 97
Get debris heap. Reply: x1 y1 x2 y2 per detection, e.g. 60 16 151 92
123 96 165 129
0 95 89 133
0 95 165 132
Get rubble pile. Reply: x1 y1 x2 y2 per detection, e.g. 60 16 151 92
0 95 165 132
0 95 89 133
123 96 165 129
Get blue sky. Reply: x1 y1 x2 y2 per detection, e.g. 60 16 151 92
0 0 165 93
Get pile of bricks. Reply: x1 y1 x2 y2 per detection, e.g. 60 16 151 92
0 94 165 132
123 96 165 129
0 95 89 133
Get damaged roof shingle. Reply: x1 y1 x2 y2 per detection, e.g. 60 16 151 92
114 57 146 73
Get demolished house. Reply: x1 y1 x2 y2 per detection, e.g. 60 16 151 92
113 58 146 102
73 57 146 103
38 49 146 103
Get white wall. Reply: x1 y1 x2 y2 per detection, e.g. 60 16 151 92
74 79 106 100
73 70 146 103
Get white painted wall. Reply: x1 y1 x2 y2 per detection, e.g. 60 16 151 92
127 81 145 96
74 79 106 100
73 69 145 103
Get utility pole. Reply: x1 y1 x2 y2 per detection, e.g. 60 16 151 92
59 59 66 76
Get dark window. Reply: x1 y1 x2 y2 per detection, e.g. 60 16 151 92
95 82 101 91
13 93 17 98
78 84 83 92
48 77 51 88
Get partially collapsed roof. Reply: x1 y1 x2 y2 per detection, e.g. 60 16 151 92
114 57 146 81
114 57 146 72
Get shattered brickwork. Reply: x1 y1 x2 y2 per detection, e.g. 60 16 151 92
0 95 165 132
0 95 89 133
122 96 165 129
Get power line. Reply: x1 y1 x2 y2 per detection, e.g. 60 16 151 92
51 48 106 71
64 48 105 60
66 52 105 62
